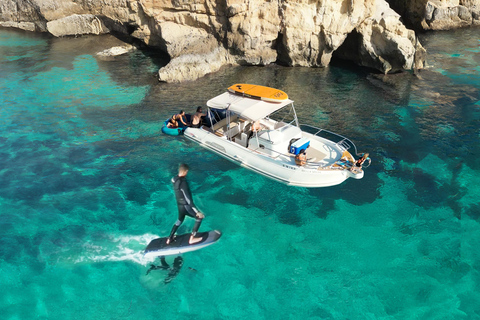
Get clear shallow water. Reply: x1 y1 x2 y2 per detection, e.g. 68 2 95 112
0 27 479 319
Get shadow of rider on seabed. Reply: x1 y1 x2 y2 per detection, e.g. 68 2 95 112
146 256 184 284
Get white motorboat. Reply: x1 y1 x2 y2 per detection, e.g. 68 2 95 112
184 86 370 187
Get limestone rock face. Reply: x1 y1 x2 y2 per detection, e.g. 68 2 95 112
0 0 48 32
227 1 280 65
47 14 109 37
278 0 424 73
279 1 362 67
388 0 480 29
0 0 427 82
352 3 424 73
158 46 234 82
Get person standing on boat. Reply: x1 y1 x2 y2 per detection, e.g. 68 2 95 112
167 111 188 128
190 106 205 128
248 120 263 140
166 163 205 245
252 120 262 134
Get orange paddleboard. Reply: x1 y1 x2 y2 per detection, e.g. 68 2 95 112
227 84 288 102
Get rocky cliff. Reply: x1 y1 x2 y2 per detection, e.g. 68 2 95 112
1 0 428 82
388 0 480 30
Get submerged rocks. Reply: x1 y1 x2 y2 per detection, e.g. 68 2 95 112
96 44 136 58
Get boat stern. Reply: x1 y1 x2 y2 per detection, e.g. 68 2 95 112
347 166 365 179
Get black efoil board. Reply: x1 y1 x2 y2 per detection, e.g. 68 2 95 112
144 230 222 257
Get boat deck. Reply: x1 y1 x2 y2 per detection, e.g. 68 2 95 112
305 147 327 162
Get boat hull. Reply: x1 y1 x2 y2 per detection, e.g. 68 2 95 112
184 127 363 188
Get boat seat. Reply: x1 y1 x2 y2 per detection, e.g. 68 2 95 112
212 118 228 132
238 119 248 131
306 147 327 161
212 115 239 132
236 132 248 147
243 122 252 133
225 124 240 140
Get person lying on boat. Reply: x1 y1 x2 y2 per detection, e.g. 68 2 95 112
167 111 187 128
350 153 370 172
354 153 370 168
167 163 205 245
190 106 206 128
295 149 307 166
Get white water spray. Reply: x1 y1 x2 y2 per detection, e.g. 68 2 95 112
74 233 160 266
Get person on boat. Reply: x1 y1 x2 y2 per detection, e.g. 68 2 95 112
248 120 263 140
167 163 205 245
252 120 262 133
354 153 370 168
167 111 187 128
190 106 205 128
295 149 307 166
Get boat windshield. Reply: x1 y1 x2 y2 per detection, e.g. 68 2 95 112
266 103 298 127
204 107 234 127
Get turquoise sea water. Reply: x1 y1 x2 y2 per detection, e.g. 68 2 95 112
0 27 479 319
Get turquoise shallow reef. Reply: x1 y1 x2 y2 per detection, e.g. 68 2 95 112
0 27 479 319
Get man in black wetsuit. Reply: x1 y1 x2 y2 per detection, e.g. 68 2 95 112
166 163 205 245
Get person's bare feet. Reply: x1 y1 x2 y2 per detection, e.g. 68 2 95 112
189 236 202 244
166 237 173 245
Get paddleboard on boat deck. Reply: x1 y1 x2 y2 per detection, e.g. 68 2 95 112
227 84 288 102
144 230 222 258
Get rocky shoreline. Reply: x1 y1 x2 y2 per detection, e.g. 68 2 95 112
1 0 478 82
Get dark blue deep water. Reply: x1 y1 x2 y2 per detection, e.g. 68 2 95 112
0 27 479 319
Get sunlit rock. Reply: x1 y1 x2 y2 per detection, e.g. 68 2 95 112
0 0 429 82
47 14 109 37
388 0 480 29
96 45 136 57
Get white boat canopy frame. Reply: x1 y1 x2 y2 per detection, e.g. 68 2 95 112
206 92 295 121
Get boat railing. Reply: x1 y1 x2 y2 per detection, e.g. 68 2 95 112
299 124 359 156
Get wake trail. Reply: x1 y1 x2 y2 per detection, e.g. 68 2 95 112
74 233 160 266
